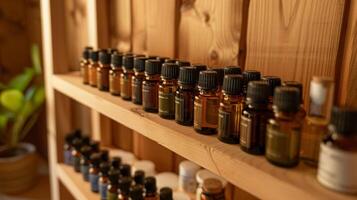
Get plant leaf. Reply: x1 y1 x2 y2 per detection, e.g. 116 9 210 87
33 86 45 108
0 82 6 90
0 89 25 112
10 101 34 146
0 114 8 131
31 44 42 74
8 67 35 91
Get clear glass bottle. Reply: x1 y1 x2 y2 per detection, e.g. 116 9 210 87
262 76 281 110
118 177 132 200
99 162 110 200
223 66 241 75
282 81 306 120
132 57 148 104
200 178 225 200
266 87 302 167
242 70 261 96
240 81 271 155
194 70 219 135
301 77 334 166
97 50 111 91
109 52 123 96
159 63 180 119
80 46 93 84
175 67 198 126
71 138 82 172
107 169 120 200
159 187 173 200
80 145 92 181
89 153 101 193
218 75 244 144
317 106 357 194
121 55 135 100
143 59 162 113
144 177 158 200
89 50 99 87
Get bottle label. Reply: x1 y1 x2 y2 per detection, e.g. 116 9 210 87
218 110 231 135
159 91 175 116
120 75 132 98
99 182 108 200
72 156 81 172
317 143 357 193
109 75 121 94
64 150 72 165
89 174 99 192
194 101 202 129
240 115 252 148
132 79 143 104
97 68 110 89
80 165 89 181
143 84 158 110
175 96 185 122
107 191 118 200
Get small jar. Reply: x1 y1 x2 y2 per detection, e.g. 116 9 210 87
196 169 227 200
97 50 111 91
175 67 198 126
134 170 145 186
121 55 135 100
132 57 148 104
218 75 244 144
80 46 93 84
266 87 302 167
63 134 74 165
176 60 191 67
99 162 110 200
223 66 241 75
109 53 123 96
178 160 200 194
194 71 220 135
242 70 261 96
200 178 225 200
89 153 101 193
160 187 173 200
89 50 100 87
240 81 272 155
71 138 82 172
118 176 132 200
317 106 357 194
143 59 162 113
282 81 306 120
144 177 158 200
107 169 120 200
133 160 156 177
262 76 281 110
159 63 180 119
129 185 144 200
80 145 92 181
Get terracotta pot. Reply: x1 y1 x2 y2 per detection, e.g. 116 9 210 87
0 143 38 194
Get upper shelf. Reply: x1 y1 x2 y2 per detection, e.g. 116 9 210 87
51 72 355 200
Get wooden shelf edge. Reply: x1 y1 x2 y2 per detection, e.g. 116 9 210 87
51 73 356 200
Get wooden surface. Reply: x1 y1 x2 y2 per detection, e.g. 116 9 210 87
51 73 356 200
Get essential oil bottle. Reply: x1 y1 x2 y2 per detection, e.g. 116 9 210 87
175 67 198 126
159 187 173 200
89 153 101 193
80 145 92 181
194 71 219 135
159 63 180 119
144 177 158 200
223 66 241 75
120 55 135 100
218 75 244 144
89 50 99 87
118 177 132 200
99 162 110 200
120 164 132 178
240 81 271 155
64 134 74 165
266 87 302 167
262 76 281 109
130 185 144 200
80 46 93 84
143 59 162 113
317 106 357 194
97 50 111 91
134 170 145 186
71 138 82 172
242 70 261 96
107 169 120 200
109 53 123 96
110 156 122 170
132 57 148 104
282 81 306 120
200 178 225 200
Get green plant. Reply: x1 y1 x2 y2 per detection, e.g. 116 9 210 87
0 44 45 147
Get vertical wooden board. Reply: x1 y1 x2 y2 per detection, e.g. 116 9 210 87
132 0 147 54
245 0 345 103
178 0 243 66
112 122 133 151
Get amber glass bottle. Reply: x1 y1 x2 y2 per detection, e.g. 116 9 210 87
223 66 241 75
97 50 111 91
118 177 132 200
132 57 148 104
89 50 99 87
240 81 271 155
218 75 244 144
143 59 162 113
266 87 302 167
175 67 198 126
262 76 281 110
301 77 334 166
80 46 93 84
99 162 110 200
176 60 191 67
194 71 219 135
159 63 180 119
144 177 158 200
107 169 120 200
317 106 357 193
242 70 261 96
282 81 306 120
89 153 101 193
109 53 123 96
200 178 225 200
120 55 134 100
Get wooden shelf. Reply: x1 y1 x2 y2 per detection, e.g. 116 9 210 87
52 73 356 200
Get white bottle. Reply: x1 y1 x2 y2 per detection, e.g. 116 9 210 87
195 169 227 200
178 160 201 194
155 172 179 191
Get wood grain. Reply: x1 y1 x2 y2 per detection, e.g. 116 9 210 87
245 0 345 103
132 0 147 54
178 0 243 66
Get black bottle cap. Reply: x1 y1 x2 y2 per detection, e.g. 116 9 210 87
89 141 100 153
72 138 82 150
224 66 241 75
176 60 191 67
99 50 111 65
134 57 148 72
134 54 145 58
246 81 270 104
273 87 300 113
262 76 282 97
90 50 99 62
134 170 145 185
80 136 90 146
108 169 120 183
160 187 173 200
72 129 82 139
99 162 110 175
144 176 157 193
82 47 93 60
119 176 132 195
80 145 92 159
111 52 123 67
111 156 122 169
198 70 218 90
178 66 198 85
211 68 224 86
156 57 170 63
193 64 207 72
65 134 74 144
107 48 119 54
89 153 101 167
123 55 134 69
164 58 177 63
120 164 131 177
282 81 303 103
124 52 134 56
130 185 144 200
222 75 243 95
145 59 162 75
100 150 109 162
146 55 158 59
161 63 180 79
243 70 261 83
331 106 357 135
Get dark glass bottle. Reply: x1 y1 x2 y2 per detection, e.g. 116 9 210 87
80 145 92 181
134 170 145 186
111 156 122 170
120 55 135 100
89 50 99 87
132 57 148 104
107 169 120 200
175 67 198 126
200 178 225 200
218 75 244 144
240 81 271 155
242 70 261 96
89 140 100 154
159 63 180 119
159 187 173 200
282 81 306 120
110 53 123 96
176 60 191 67
120 164 132 178
223 66 241 75
193 64 207 72
64 134 75 165
97 50 111 91
99 162 111 200
262 76 281 108
266 87 302 167
71 138 82 172
194 71 219 135
80 46 93 84
143 59 162 113
118 177 132 200
100 150 110 164
144 177 158 200
89 153 101 193
317 106 357 193
130 185 144 200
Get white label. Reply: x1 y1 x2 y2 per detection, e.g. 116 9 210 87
317 143 357 193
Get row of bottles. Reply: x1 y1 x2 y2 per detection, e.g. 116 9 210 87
79 47 357 194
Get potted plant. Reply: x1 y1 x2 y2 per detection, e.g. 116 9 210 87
0 44 45 194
